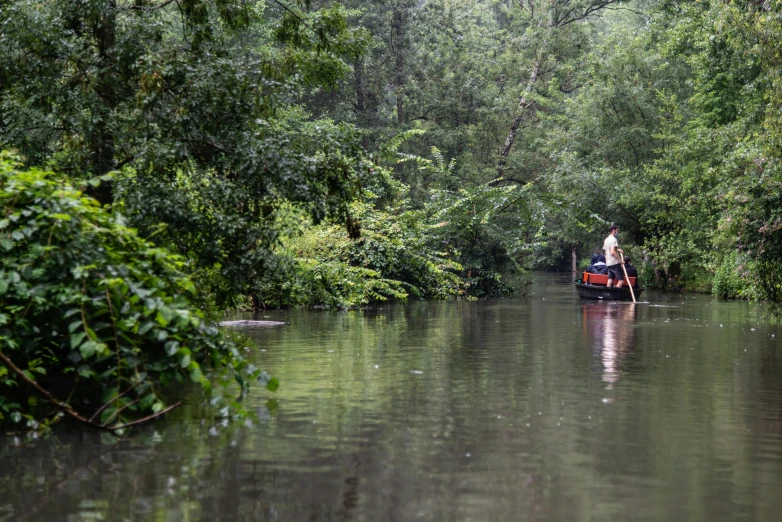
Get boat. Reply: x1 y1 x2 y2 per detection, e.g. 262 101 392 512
575 272 643 301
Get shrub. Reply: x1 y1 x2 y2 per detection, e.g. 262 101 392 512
712 253 756 300
0 155 270 432
257 199 466 309
260 258 409 309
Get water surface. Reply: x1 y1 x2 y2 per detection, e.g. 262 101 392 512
2 273 782 521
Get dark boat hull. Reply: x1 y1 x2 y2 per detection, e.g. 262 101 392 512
575 282 643 301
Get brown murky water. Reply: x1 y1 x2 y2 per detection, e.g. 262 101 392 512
2 273 782 521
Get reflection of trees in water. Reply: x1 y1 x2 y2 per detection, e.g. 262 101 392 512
6 296 782 522
0 423 372 522
582 304 637 388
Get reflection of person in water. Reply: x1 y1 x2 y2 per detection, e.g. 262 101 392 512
582 304 637 388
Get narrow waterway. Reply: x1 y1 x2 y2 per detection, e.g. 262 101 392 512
2 273 782 521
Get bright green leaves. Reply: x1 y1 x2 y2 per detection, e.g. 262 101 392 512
178 349 192 369
189 366 204 384
156 307 174 327
79 341 108 360
0 157 272 431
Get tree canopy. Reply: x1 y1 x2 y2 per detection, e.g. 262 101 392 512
3 0 782 305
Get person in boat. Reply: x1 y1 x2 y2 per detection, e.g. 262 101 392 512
586 253 607 274
602 224 624 288
616 257 638 288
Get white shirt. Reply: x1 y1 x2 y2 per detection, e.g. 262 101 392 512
603 234 619 266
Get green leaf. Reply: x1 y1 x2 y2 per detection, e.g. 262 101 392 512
189 366 203 383
63 308 81 319
98 367 116 380
164 341 180 356
80 341 106 359
159 306 175 324
77 365 96 379
100 407 118 425
70 331 87 349
0 239 13 251
155 310 169 327
10 412 21 423
139 393 156 411
179 354 191 368
138 321 155 335
69 320 82 333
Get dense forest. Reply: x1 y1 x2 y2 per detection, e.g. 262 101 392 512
2 0 782 428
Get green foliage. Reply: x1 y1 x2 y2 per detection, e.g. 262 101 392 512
261 257 409 309
0 156 268 431
258 136 537 307
638 262 658 291
513 0 782 304
712 254 756 301
0 0 372 307
425 183 535 296
337 202 466 300
6 0 782 312
259 197 466 308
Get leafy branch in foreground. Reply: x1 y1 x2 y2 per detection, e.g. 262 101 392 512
0 155 274 433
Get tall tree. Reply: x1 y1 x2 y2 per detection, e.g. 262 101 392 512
0 0 370 304
496 0 626 176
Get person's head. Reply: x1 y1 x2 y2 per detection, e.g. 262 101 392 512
624 257 632 264
608 224 618 235
598 255 606 263
591 253 600 264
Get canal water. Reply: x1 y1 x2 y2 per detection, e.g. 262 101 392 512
2 273 782 521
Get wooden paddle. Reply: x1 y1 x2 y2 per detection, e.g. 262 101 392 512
619 251 636 303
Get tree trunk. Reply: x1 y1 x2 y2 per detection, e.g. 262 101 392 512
644 251 662 288
571 245 577 281
496 2 624 176
354 57 365 113
87 1 118 206
497 59 541 176
392 9 405 125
